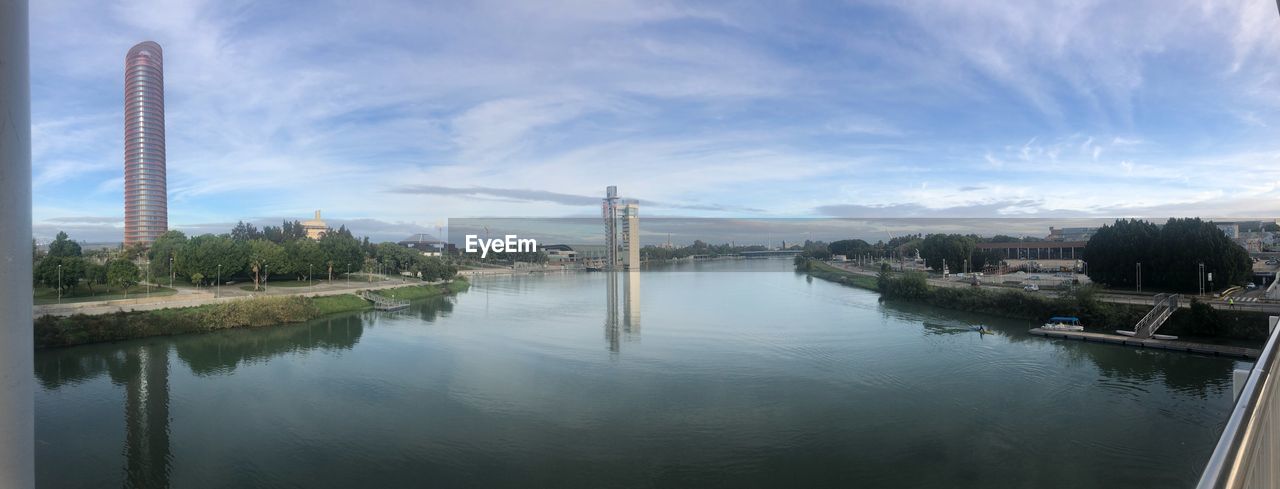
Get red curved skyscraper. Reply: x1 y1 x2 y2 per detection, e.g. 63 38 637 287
123 41 167 246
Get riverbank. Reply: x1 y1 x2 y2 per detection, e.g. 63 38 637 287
800 259 1269 341
33 279 469 349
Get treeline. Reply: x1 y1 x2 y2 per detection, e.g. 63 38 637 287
34 221 458 294
34 232 141 295
640 240 770 260
795 234 1004 273
1082 218 1251 293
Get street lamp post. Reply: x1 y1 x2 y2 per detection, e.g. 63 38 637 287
1136 262 1142 293
146 259 151 298
346 263 350 286
57 264 62 304
217 264 222 298
169 255 174 288
1199 262 1206 296
309 264 313 288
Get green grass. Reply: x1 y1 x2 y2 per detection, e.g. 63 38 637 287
806 261 879 290
35 295 317 348
312 294 371 315
377 278 471 300
34 285 178 305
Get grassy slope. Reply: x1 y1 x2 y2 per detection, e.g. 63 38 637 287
36 278 470 349
806 261 879 290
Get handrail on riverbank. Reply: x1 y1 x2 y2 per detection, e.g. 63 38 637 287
1198 315 1280 488
359 290 409 311
1128 293 1179 339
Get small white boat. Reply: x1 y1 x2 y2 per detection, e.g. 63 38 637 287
1042 316 1084 332
1115 330 1178 340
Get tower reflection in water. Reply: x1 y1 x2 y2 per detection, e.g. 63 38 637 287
122 345 171 488
605 271 641 352
35 314 368 488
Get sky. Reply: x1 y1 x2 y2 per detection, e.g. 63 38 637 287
28 0 1280 244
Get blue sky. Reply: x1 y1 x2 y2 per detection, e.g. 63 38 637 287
29 0 1280 243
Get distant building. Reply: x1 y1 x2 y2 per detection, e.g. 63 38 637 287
302 210 328 239
621 200 640 271
602 186 641 271
539 244 578 263
1216 222 1241 239
398 234 449 255
1236 233 1263 253
123 41 168 246
1046 227 1097 242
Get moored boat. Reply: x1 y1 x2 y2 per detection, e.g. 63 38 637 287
1041 316 1084 332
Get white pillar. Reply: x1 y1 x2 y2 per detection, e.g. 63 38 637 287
0 1 33 487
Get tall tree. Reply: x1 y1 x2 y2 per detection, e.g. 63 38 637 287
147 230 188 282
83 262 107 294
176 234 246 286
1082 219 1158 289
106 259 140 293
1083 218 1250 292
828 239 873 258
284 238 324 281
230 221 263 241
246 240 285 291
35 256 84 295
918 234 977 273
319 229 362 281
47 231 82 258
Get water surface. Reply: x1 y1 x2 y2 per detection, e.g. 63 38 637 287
36 259 1243 488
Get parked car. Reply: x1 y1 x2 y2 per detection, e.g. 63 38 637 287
1024 284 1040 292
1247 283 1259 290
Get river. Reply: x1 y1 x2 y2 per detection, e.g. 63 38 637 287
35 259 1244 488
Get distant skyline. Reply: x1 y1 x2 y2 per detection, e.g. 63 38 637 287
30 0 1280 243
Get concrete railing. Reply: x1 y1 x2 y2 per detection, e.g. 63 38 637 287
0 1 33 486
1198 316 1280 488
1265 276 1280 301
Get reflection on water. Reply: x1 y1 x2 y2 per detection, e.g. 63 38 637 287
123 345 170 489
875 298 1239 401
605 271 641 352
34 261 1248 488
34 313 371 488
175 314 366 376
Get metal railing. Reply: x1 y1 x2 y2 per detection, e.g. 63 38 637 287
1198 316 1280 488
360 290 410 310
1133 293 1179 338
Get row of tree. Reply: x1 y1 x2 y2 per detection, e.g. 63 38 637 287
34 232 141 295
1082 218 1252 292
34 224 459 295
797 234 997 273
640 240 770 260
